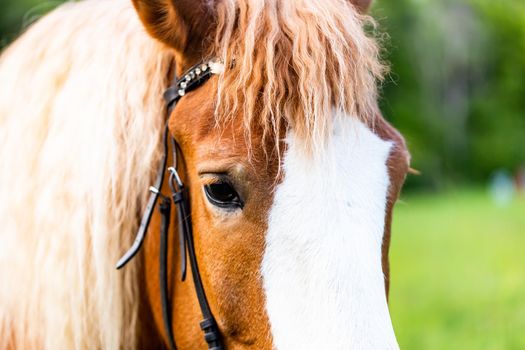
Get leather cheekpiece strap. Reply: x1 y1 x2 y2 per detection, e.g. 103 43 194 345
115 125 170 270
115 59 224 350
159 196 177 350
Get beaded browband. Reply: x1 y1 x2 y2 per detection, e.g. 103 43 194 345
163 60 224 113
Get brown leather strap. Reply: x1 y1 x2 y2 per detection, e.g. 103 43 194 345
116 59 224 350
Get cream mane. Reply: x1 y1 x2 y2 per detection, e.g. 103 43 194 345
213 0 386 153
0 0 172 348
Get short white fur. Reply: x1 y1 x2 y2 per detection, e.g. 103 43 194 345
262 113 399 349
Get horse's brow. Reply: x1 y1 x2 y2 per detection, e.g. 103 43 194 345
196 159 246 176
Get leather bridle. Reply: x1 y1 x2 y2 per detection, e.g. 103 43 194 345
116 59 224 350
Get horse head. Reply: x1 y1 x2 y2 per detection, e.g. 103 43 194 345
131 0 409 348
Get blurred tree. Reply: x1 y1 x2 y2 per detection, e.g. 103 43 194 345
0 0 64 48
375 0 525 190
468 0 525 180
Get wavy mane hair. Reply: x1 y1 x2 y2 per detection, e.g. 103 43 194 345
0 0 385 348
213 0 386 152
0 0 172 348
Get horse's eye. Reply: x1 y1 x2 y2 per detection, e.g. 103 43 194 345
204 182 243 209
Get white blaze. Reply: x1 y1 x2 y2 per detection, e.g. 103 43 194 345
262 114 399 349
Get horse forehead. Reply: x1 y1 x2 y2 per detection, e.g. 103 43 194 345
168 79 217 142
169 79 275 170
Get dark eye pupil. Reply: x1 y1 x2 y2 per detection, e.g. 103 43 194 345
204 182 242 209
208 183 235 201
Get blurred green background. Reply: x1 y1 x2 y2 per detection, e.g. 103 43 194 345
1 0 524 349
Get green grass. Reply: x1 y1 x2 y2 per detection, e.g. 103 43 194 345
389 188 525 349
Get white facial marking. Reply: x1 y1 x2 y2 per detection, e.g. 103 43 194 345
262 113 399 349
